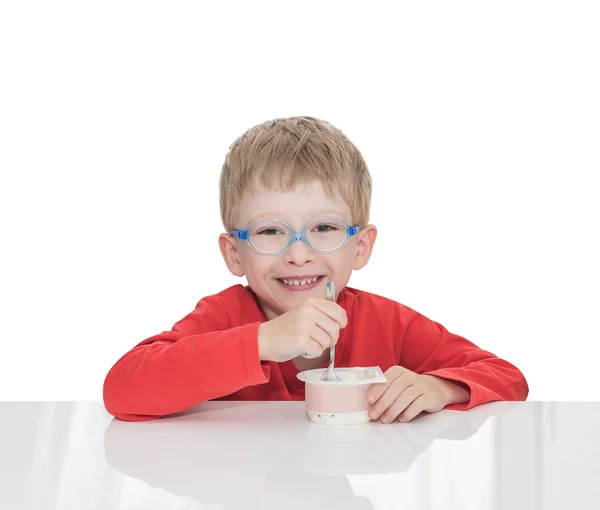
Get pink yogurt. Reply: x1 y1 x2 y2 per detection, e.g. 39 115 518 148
297 367 387 425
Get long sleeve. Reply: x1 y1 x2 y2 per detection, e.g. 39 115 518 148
399 312 529 410
103 293 270 421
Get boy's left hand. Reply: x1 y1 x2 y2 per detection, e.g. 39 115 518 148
367 366 470 424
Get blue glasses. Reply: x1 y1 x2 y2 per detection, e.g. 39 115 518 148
230 216 362 255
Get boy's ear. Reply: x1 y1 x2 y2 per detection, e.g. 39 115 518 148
219 233 245 277
353 224 377 270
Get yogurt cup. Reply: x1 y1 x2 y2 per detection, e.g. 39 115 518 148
297 367 387 425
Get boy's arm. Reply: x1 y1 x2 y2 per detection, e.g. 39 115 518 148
103 295 269 421
399 311 529 410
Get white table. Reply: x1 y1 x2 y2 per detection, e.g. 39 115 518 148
1 401 598 509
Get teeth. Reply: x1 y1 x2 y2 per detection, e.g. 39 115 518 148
281 276 320 286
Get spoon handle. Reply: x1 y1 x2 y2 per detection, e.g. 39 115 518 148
326 280 335 301
326 281 336 367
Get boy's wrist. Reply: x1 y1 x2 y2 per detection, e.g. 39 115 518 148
433 376 471 406
257 323 271 361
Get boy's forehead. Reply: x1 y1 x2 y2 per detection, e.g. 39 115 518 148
236 181 352 226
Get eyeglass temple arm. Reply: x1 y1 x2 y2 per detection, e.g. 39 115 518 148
230 230 248 240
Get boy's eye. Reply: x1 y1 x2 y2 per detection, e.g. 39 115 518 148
256 228 284 236
312 223 339 233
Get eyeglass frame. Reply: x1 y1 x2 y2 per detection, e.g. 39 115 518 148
229 216 362 255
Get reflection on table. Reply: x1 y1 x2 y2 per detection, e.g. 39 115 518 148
1 401 599 509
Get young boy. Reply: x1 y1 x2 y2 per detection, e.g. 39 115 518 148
103 116 528 422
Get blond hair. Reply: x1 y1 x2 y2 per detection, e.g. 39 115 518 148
219 116 372 230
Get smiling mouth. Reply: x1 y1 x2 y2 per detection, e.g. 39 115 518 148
275 275 325 287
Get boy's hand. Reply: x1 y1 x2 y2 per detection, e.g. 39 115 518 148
367 366 471 423
257 298 348 362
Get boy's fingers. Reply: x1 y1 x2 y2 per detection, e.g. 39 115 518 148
398 395 428 423
368 376 409 420
380 386 423 423
367 382 388 406
367 367 405 404
309 326 332 352
312 300 348 327
304 337 327 358
315 316 340 347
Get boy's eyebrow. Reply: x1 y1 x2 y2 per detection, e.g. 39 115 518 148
246 210 347 226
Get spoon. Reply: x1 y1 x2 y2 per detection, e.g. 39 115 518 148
321 281 342 382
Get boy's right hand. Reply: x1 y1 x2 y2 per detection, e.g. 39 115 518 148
257 298 348 362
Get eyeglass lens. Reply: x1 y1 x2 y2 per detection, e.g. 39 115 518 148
248 218 348 253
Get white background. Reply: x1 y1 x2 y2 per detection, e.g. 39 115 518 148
1 1 598 401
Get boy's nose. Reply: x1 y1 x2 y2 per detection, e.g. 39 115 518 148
283 238 315 265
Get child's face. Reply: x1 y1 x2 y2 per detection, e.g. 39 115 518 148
219 180 377 320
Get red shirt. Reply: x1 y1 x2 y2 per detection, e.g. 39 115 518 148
103 285 528 421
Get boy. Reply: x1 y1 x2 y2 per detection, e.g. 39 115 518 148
103 116 528 422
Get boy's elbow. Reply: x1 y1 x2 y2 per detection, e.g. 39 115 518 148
518 374 530 401
102 361 197 422
511 366 529 401
103 380 162 422
102 370 130 420
102 365 154 422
